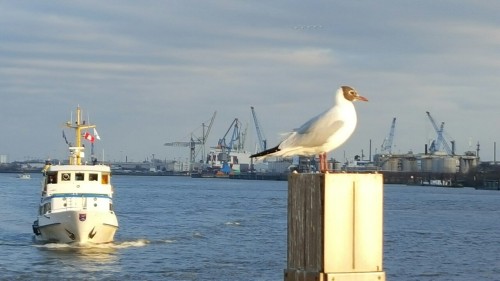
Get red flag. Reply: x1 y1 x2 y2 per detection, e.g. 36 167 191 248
84 132 95 143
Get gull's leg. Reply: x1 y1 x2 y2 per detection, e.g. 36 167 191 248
324 152 329 173
320 152 327 173
318 154 323 173
324 152 328 173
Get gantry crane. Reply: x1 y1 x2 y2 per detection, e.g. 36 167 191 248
217 118 243 174
381 117 396 154
250 106 267 152
164 111 217 171
426 111 453 155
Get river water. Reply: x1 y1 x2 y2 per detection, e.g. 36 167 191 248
0 173 499 280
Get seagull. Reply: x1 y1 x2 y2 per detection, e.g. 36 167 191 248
250 85 368 173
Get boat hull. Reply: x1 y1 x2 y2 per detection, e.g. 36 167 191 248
34 210 118 244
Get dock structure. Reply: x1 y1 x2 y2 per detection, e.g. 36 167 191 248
285 173 386 281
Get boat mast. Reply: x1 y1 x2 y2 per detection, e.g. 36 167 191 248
66 106 95 165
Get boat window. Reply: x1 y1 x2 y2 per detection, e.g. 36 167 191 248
102 174 109 184
47 172 58 184
89 173 98 181
62 173 71 181
75 173 85 181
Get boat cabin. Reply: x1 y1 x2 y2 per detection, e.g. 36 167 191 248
42 165 112 197
45 171 109 185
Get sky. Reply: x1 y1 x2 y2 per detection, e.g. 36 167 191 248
2 0 500 163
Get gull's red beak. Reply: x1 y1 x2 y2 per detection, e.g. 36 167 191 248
356 95 368 102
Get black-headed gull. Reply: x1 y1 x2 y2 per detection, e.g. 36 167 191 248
250 85 367 172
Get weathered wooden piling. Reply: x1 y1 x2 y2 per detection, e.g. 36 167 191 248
285 173 386 281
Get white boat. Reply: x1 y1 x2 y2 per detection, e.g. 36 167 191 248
32 106 118 244
18 173 31 179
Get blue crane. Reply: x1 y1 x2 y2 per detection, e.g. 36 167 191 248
217 118 242 174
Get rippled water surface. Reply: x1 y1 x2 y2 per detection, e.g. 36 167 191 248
0 173 499 280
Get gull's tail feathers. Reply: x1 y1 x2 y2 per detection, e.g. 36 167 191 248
250 145 280 158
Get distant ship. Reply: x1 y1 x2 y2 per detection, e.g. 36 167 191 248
206 149 253 174
192 117 254 177
17 173 31 179
32 106 118 243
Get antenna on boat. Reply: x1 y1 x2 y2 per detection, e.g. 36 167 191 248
66 106 96 165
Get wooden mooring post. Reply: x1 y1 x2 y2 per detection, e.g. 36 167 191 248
285 173 386 281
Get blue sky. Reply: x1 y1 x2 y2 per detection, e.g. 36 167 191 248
2 1 500 163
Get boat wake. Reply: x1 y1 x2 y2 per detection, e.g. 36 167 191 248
110 239 150 249
33 238 151 250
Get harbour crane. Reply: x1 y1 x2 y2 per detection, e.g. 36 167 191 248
199 111 217 158
164 137 201 170
217 118 243 174
164 111 217 171
381 117 396 154
426 111 453 155
250 106 267 152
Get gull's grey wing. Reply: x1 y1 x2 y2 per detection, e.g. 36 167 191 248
281 111 344 148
